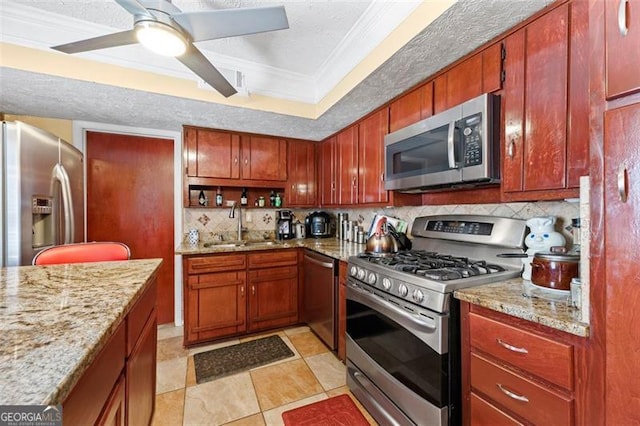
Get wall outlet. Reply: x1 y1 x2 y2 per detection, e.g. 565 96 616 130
246 212 252 223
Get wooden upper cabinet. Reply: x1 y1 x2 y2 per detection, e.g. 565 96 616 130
319 136 337 206
358 109 389 204
389 82 434 132
605 0 640 99
502 2 587 199
286 140 316 207
185 128 240 179
336 125 359 205
433 43 503 114
241 136 287 181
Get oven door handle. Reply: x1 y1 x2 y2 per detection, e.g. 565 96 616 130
349 282 437 332
352 371 403 426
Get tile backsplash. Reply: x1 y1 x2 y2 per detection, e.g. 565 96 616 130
183 200 581 246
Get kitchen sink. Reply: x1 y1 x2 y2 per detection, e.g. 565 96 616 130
203 239 284 248
241 240 283 247
203 241 243 248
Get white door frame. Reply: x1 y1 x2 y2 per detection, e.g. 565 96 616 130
72 121 184 326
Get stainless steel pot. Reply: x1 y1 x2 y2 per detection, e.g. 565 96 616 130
366 218 399 254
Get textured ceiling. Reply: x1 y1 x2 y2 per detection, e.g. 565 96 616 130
0 0 555 141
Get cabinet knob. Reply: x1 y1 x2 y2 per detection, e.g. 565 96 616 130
251 285 255 296
240 286 244 297
618 0 630 36
618 163 629 203
244 158 249 165
380 173 384 182
234 156 238 164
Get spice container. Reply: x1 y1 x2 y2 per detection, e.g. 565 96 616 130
258 196 265 207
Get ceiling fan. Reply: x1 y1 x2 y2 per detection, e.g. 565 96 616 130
51 0 289 97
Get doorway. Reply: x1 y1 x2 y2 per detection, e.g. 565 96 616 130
86 131 175 324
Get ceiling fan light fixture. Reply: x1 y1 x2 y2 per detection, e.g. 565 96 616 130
135 21 187 57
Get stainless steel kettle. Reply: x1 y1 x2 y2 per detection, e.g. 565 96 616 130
366 217 399 254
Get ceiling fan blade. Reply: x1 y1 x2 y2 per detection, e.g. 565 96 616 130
52 29 138 54
177 44 237 98
114 0 153 19
172 6 289 42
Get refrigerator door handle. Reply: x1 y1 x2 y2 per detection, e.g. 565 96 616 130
52 163 75 244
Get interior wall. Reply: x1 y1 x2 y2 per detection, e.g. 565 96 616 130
2 113 73 142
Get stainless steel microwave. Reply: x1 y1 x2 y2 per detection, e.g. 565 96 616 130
384 93 500 192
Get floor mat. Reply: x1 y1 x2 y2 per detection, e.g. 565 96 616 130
193 335 294 384
282 394 369 426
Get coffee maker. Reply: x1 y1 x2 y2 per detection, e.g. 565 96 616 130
276 210 295 240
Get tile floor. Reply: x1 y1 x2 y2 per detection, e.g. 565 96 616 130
152 324 377 426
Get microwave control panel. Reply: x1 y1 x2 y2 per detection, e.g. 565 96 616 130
460 113 483 166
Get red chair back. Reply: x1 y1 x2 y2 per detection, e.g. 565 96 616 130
33 242 131 265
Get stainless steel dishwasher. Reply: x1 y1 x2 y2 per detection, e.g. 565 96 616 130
303 249 338 350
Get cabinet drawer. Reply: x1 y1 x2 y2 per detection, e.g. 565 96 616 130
469 312 573 390
471 353 573 426
470 392 523 426
248 249 298 269
187 254 246 274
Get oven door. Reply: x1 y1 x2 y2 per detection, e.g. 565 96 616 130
346 279 449 425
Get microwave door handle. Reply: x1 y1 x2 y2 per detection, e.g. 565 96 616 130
447 120 457 169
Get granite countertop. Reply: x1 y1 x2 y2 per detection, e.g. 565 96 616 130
176 237 366 262
0 259 162 405
454 278 590 337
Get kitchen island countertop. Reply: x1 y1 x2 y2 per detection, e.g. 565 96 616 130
0 259 162 405
454 278 589 337
176 237 366 262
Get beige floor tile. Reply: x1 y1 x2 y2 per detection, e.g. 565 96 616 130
151 388 184 426
261 393 327 426
188 338 241 356
157 324 183 341
223 413 266 426
186 356 197 387
156 357 187 394
250 359 324 411
326 387 378 425
305 352 346 391
157 336 189 362
283 326 310 336
288 331 329 357
183 372 260 425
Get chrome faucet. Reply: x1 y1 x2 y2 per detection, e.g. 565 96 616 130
229 201 245 241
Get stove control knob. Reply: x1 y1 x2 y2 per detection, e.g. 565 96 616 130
382 278 392 291
350 266 358 277
398 284 409 297
357 268 366 280
367 272 377 285
412 289 424 303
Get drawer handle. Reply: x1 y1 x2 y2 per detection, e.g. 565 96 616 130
618 163 629 203
497 383 529 403
497 339 529 354
507 140 516 159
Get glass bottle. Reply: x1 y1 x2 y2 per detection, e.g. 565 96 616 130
215 187 223 207
275 192 282 207
240 188 248 206
269 190 276 207
198 190 206 206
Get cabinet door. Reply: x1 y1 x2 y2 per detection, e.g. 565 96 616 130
185 128 240 179
446 53 483 107
319 137 337 206
186 271 246 343
248 266 298 331
605 0 640 98
358 109 389 204
126 311 157 426
242 136 287 181
286 140 316 207
389 82 434 132
503 5 571 194
482 42 504 94
336 125 358 205
97 375 126 426
604 103 640 424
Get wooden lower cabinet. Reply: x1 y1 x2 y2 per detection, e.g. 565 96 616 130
183 249 299 346
63 278 158 426
462 303 585 426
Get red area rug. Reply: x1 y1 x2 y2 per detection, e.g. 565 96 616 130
282 394 369 426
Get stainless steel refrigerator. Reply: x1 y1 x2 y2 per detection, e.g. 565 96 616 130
1 121 84 266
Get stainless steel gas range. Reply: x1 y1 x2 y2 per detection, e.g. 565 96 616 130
346 215 527 426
